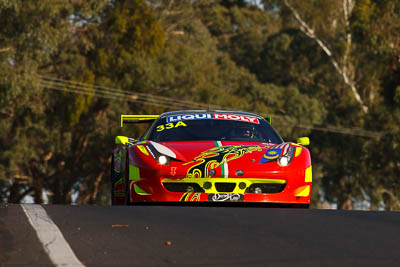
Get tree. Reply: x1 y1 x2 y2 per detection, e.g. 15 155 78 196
0 0 107 203
260 0 400 209
0 0 165 204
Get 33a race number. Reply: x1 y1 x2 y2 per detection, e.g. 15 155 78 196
156 121 187 132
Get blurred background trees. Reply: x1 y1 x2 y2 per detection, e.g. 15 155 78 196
0 0 399 210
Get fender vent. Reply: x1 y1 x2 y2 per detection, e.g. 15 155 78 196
163 183 204 193
245 183 286 194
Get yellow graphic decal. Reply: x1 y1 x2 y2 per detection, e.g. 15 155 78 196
191 193 201 201
175 121 187 127
179 192 201 202
295 147 302 157
305 166 312 182
156 122 187 132
294 185 310 197
164 177 286 194
180 192 190 201
184 145 262 178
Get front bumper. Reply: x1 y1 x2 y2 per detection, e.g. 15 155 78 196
130 177 311 204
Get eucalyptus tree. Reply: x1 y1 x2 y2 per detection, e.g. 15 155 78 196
261 0 400 209
0 0 165 204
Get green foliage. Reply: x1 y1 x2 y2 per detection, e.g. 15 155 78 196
102 0 165 55
1 0 400 210
351 0 375 43
262 0 400 210
91 0 165 81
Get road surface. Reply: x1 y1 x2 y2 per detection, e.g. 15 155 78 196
1 203 399 266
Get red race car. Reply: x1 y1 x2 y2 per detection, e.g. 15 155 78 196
111 110 312 207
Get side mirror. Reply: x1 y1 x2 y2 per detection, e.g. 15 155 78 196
115 136 129 145
296 137 310 146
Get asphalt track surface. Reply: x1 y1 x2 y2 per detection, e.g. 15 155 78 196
1 203 400 266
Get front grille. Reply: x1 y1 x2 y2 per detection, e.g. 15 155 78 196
163 182 205 193
245 183 286 194
214 183 236 192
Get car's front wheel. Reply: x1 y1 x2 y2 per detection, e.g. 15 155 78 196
124 156 131 205
110 153 116 205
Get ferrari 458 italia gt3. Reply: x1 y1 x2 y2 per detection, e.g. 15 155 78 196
111 110 312 207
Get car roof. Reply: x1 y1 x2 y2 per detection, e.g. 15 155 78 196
159 110 264 119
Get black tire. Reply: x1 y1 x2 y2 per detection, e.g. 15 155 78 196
289 203 310 209
124 155 131 205
111 153 116 205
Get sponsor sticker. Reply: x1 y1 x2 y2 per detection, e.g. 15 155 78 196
259 148 282 163
208 193 244 202
213 114 259 124
167 114 212 122
156 121 187 132
259 143 293 164
166 113 259 124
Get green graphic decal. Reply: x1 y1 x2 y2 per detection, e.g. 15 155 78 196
133 184 151 195
129 165 140 181
114 153 122 173
184 145 262 178
113 178 125 196
114 178 124 187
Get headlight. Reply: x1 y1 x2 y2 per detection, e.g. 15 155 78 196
277 146 295 167
145 143 171 165
158 155 169 165
277 156 289 167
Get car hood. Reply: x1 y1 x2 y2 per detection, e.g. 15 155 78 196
156 140 269 162
140 140 303 179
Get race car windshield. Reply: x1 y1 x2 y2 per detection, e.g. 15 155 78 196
147 115 283 143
